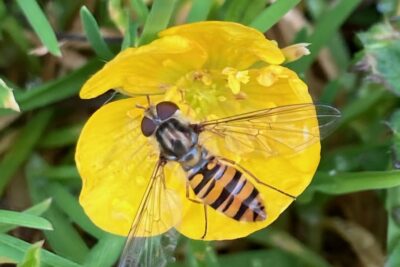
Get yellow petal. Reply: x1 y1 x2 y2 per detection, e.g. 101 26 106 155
160 21 285 69
76 97 168 236
80 35 207 99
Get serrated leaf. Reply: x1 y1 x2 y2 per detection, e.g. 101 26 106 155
357 23 400 95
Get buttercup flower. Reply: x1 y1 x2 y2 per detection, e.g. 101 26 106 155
76 21 319 240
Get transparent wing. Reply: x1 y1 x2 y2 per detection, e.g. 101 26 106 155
118 160 181 267
199 103 341 156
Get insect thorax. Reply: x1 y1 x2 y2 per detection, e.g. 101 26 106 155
155 117 199 162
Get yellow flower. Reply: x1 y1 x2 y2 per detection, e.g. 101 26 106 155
76 21 319 240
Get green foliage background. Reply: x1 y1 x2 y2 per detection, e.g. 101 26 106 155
0 0 399 266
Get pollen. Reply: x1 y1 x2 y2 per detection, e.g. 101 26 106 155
222 67 250 94
257 66 288 87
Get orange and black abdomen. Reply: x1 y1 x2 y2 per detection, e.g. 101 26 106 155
188 157 266 222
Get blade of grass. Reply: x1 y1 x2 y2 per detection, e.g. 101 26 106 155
0 109 52 195
80 6 114 60
249 0 301 32
17 240 43 267
83 234 125 267
26 156 89 263
38 123 82 148
241 0 266 25
187 0 213 22
288 0 362 74
139 0 177 45
47 183 104 239
42 165 80 180
129 0 149 26
16 0 61 57
387 110 400 266
15 59 102 112
0 210 52 231
121 18 138 49
309 170 400 195
0 234 82 267
224 0 248 22
0 199 52 233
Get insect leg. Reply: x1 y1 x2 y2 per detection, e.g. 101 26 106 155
218 157 296 200
201 204 208 239
185 181 203 204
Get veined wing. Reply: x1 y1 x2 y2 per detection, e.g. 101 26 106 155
119 160 181 267
199 103 341 156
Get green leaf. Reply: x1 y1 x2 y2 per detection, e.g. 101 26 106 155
47 183 104 239
80 6 114 60
42 165 80 180
0 209 52 231
121 19 138 49
218 250 304 267
0 109 52 195
17 240 43 267
83 234 125 267
0 199 52 233
249 0 301 32
15 60 102 112
187 0 213 23
0 234 82 267
0 79 20 112
309 170 400 195
25 156 89 263
129 0 149 25
38 123 83 148
357 23 400 95
139 0 177 45
16 0 61 57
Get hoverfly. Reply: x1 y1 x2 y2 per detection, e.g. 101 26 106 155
118 100 340 267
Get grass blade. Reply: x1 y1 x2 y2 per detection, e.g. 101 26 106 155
17 240 43 267
83 234 125 267
47 183 104 239
80 6 114 60
0 199 52 233
0 109 52 195
309 170 400 195
15 60 102 112
129 0 149 25
249 0 301 32
139 0 177 45
16 0 61 57
0 210 52 231
187 0 213 22
0 234 82 267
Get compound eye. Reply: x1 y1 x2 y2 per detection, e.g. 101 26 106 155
156 102 179 121
141 117 156 137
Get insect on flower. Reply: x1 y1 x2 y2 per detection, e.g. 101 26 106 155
75 21 341 267
116 99 340 267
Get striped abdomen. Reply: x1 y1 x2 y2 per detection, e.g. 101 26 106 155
187 157 266 222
